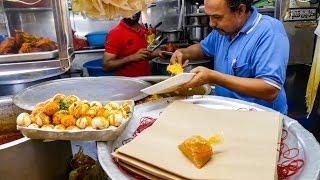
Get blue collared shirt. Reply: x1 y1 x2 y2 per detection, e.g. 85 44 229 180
200 7 289 114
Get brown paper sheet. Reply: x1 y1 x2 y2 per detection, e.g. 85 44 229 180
115 101 283 180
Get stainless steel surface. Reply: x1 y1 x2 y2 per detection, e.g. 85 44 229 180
97 95 320 180
13 77 151 111
159 29 183 42
0 96 72 180
0 72 61 96
0 50 58 63
51 0 73 70
0 60 66 84
74 48 104 54
141 0 180 32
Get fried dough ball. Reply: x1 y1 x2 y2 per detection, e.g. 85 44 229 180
54 124 66 130
35 112 50 127
120 101 133 112
76 116 92 129
66 126 80 131
85 126 94 130
16 112 31 127
52 93 65 103
69 101 90 118
41 124 54 130
52 110 68 125
60 114 76 127
86 106 101 118
43 101 59 116
90 101 103 108
108 113 124 127
104 101 120 111
64 95 80 105
96 107 110 119
92 116 109 129
28 123 39 129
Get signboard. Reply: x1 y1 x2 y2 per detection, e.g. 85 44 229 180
284 8 317 21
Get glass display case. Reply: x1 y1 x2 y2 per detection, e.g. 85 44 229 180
0 0 73 96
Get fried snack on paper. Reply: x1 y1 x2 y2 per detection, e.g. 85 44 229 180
179 135 223 168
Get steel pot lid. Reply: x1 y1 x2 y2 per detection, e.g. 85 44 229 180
152 57 211 65
13 77 151 111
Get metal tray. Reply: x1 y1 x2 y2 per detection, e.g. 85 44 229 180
13 77 151 111
97 95 320 180
0 50 58 64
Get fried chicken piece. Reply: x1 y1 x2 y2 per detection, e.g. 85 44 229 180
14 30 24 48
35 38 58 51
18 43 42 53
0 37 16 54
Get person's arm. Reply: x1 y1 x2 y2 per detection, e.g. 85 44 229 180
170 44 205 65
103 49 151 71
179 67 279 102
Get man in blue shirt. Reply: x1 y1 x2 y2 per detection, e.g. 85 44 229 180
171 0 289 114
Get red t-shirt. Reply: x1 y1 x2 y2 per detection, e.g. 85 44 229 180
105 20 151 77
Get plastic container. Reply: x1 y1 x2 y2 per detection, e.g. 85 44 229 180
83 59 113 77
85 31 107 48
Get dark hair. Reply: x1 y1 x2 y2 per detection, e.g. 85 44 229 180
225 0 253 12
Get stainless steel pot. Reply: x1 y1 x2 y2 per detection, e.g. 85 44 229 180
189 26 211 42
0 96 72 180
160 30 183 43
151 57 212 75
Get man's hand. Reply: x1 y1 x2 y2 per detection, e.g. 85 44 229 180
130 48 151 61
178 66 214 91
169 50 189 67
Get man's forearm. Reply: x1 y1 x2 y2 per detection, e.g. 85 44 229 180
103 55 133 71
209 71 279 102
179 44 205 61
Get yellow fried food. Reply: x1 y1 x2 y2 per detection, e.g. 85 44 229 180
16 113 31 127
92 116 109 129
52 93 65 103
69 101 90 118
35 112 51 127
108 113 124 127
64 95 80 106
104 101 120 111
54 124 66 130
76 116 92 129
52 110 68 125
60 114 76 127
43 101 59 116
167 63 183 75
96 107 110 119
178 135 223 168
66 125 80 131
41 124 54 130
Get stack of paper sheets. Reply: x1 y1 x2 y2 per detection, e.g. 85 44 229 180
113 101 283 179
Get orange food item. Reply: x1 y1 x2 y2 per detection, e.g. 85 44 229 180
178 135 213 168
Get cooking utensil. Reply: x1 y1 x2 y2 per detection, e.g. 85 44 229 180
147 35 161 50
150 36 168 51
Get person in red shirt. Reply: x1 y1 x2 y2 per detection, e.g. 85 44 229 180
103 12 161 77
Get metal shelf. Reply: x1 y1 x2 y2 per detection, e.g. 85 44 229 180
4 7 52 12
74 49 104 54
258 7 275 13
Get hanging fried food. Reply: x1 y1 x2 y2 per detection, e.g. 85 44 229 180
0 37 16 54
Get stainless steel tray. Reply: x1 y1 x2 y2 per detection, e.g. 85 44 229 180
13 77 151 111
0 50 58 64
97 95 320 180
